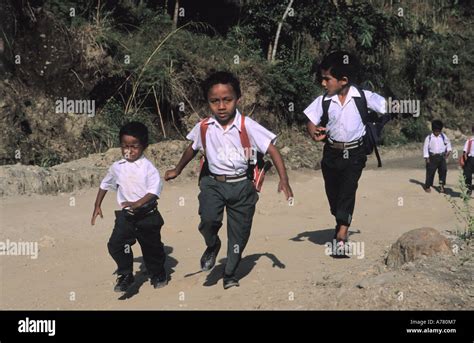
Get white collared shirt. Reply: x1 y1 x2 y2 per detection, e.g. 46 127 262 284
463 136 474 157
303 86 387 142
100 155 163 207
423 133 452 158
186 110 277 175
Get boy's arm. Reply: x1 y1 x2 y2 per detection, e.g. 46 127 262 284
266 143 293 200
91 188 107 225
164 143 198 181
122 193 157 210
423 136 430 162
307 121 326 142
445 136 452 158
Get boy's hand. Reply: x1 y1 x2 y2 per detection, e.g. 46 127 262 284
164 168 180 181
425 158 430 164
121 201 140 210
312 126 327 142
91 206 103 225
278 178 294 200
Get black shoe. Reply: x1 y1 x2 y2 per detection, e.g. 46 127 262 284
223 274 239 289
150 273 168 289
114 273 134 293
331 239 350 259
200 237 221 271
439 185 445 193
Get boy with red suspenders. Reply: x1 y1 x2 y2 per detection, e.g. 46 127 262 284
165 71 293 289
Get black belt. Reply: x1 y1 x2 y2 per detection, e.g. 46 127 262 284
429 152 446 156
209 172 248 183
327 137 364 150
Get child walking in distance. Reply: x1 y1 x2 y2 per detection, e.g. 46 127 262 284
423 120 452 193
91 121 167 293
164 71 293 289
304 51 387 257
461 125 474 196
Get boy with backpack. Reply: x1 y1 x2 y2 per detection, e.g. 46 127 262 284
423 120 452 193
303 51 388 257
164 71 293 289
460 125 474 196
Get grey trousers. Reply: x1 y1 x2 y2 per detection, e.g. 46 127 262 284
198 176 259 276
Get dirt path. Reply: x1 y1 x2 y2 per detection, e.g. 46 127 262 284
0 161 472 310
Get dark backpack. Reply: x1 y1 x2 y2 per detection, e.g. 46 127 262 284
320 85 391 168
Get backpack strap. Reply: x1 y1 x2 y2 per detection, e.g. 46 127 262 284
352 85 369 125
239 114 254 161
199 117 210 152
320 93 330 128
353 85 382 167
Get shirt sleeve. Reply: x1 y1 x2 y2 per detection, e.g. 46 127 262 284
303 96 324 126
146 163 162 198
423 135 430 158
463 140 469 152
186 122 203 151
99 165 118 191
445 135 452 152
363 90 387 114
246 118 277 154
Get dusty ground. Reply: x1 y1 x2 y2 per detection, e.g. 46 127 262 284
0 149 473 310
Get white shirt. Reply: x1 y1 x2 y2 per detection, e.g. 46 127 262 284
303 86 387 142
423 133 452 158
186 110 277 175
463 136 474 157
100 155 163 207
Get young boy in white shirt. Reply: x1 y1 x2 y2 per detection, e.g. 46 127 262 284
165 71 293 289
461 125 474 196
423 120 452 193
91 122 167 293
303 51 387 257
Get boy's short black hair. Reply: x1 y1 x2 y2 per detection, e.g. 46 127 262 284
201 71 241 101
316 51 361 84
431 119 444 131
119 121 149 148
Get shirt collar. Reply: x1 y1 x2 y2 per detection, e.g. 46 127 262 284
324 85 362 102
207 109 242 132
119 154 145 165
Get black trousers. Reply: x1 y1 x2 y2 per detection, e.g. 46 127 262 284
107 210 166 277
463 156 474 191
198 176 258 277
321 144 367 227
424 154 447 188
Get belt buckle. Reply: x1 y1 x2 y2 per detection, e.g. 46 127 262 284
214 175 226 182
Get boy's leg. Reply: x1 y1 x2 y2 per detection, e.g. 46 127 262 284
198 176 226 248
224 179 259 277
464 157 473 192
135 210 166 277
335 148 367 240
107 211 137 275
438 156 447 186
424 156 437 189
321 145 342 218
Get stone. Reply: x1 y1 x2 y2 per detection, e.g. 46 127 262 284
386 227 452 268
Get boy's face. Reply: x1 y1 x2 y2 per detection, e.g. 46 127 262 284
320 69 348 96
207 83 240 126
433 129 441 136
120 135 144 162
